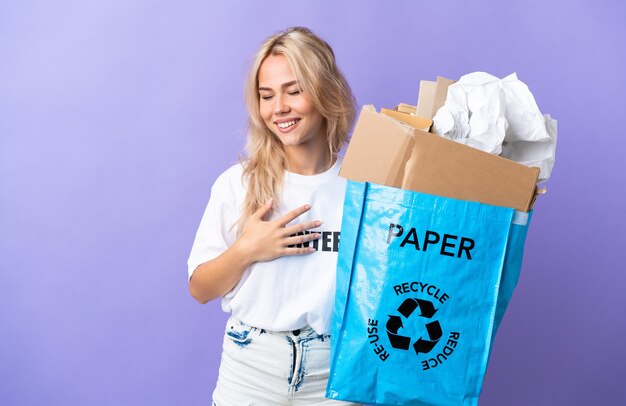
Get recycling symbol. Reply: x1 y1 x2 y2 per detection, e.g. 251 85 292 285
386 298 443 356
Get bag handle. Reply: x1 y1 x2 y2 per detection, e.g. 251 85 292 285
332 180 369 337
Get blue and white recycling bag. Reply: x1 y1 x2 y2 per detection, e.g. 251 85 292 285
326 181 532 406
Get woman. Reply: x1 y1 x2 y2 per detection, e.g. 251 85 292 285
187 27 358 405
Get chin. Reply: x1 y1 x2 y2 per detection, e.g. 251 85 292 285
277 133 307 147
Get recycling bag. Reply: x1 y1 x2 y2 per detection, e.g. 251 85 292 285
326 181 532 406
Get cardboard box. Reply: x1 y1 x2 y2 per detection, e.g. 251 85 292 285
340 105 539 212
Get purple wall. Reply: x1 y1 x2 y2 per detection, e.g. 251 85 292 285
1 1 624 405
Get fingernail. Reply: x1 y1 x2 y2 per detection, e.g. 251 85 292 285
304 204 311 210
267 198 273 205
317 221 324 227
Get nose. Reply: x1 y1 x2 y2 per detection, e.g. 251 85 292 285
273 94 291 115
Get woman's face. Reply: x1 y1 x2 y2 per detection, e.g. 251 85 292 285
258 54 324 150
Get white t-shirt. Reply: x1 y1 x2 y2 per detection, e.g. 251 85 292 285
187 158 346 335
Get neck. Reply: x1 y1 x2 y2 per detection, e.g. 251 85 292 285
285 142 334 176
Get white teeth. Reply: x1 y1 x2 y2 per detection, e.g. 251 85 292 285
277 120 298 129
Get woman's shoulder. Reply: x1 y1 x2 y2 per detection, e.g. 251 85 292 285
212 161 247 193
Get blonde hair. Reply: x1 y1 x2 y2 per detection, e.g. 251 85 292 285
237 27 356 233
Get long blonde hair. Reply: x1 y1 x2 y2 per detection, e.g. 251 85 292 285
237 27 356 233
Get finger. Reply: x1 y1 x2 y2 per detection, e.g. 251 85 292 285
283 232 321 247
253 199 273 220
277 204 312 227
280 246 317 256
282 220 323 237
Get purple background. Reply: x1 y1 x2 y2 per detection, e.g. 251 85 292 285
1 1 625 405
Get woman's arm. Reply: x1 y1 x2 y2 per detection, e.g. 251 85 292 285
189 200 322 304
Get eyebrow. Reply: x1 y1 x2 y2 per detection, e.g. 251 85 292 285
258 80 299 91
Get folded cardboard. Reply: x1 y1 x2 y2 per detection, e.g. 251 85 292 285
380 108 431 132
394 103 417 114
415 76 455 123
340 106 540 212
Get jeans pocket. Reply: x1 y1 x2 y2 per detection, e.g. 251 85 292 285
225 318 255 348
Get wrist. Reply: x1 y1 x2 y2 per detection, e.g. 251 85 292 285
231 239 256 269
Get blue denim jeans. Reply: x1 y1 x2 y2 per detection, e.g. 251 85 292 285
212 316 360 406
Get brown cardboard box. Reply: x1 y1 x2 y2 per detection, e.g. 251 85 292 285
340 105 539 212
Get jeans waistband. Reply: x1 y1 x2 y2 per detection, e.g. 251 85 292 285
228 316 327 339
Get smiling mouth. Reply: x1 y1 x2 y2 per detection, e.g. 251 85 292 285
276 119 300 129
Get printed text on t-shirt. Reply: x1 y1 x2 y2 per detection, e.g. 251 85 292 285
288 230 340 252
